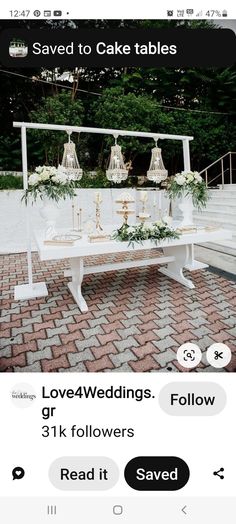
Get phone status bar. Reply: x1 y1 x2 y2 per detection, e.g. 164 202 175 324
2 6 236 20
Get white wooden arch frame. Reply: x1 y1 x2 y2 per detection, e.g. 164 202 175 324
13 121 205 300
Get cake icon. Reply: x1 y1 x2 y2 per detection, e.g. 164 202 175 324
9 39 28 58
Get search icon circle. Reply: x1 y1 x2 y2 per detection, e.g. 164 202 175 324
177 343 202 369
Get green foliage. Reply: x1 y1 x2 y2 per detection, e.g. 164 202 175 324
112 221 180 248
92 87 174 164
76 170 111 189
29 92 84 165
23 182 75 204
0 135 22 171
76 170 140 188
0 174 23 189
162 109 236 171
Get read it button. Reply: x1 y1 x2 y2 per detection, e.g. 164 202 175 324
124 457 189 491
49 457 119 490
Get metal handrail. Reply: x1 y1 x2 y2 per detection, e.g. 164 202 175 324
209 168 230 187
199 152 236 188
199 152 235 174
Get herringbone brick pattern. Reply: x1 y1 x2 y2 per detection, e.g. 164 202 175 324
1 252 236 373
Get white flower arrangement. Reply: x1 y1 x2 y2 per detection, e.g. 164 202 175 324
175 171 202 186
28 166 58 186
112 219 180 247
167 171 208 209
23 165 76 203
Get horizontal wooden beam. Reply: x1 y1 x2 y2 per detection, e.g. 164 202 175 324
13 122 193 141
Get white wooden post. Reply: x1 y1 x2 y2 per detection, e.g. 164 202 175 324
14 126 48 300
22 126 33 287
182 140 208 271
183 138 191 172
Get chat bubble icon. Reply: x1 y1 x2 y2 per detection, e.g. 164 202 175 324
12 466 25 480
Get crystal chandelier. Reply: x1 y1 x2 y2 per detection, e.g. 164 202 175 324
61 132 83 181
147 138 168 184
106 135 129 184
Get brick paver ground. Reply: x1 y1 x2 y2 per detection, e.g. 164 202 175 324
1 251 236 372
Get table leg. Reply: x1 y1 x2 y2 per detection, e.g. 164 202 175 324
159 245 195 289
67 257 88 312
185 244 209 271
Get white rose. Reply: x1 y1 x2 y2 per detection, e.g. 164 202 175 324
175 174 185 185
28 173 39 186
127 226 135 234
35 165 57 177
194 173 202 182
39 170 50 181
186 174 194 182
52 172 68 185
51 175 60 184
35 166 43 174
49 166 58 176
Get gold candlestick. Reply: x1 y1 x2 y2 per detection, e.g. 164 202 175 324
77 208 83 232
121 201 129 225
71 199 76 230
95 202 103 232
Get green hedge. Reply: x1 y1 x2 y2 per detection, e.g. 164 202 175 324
0 171 154 190
0 175 23 190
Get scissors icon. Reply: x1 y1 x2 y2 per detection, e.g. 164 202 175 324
214 351 223 360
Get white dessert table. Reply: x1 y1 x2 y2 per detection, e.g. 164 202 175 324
34 227 232 312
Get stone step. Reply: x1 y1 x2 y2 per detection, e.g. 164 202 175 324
202 204 236 214
194 211 236 223
193 215 236 231
197 240 236 257
217 184 236 191
207 198 236 206
208 192 236 201
204 198 236 212
194 245 236 275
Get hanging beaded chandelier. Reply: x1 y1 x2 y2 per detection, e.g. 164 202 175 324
147 138 168 184
61 131 83 181
106 135 129 184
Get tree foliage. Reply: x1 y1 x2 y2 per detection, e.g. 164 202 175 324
29 92 84 165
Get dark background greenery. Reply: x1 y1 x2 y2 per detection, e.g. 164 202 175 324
0 18 235 183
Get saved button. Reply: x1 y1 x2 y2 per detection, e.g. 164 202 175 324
124 456 190 491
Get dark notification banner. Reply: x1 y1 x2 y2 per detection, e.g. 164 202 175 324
0 28 235 68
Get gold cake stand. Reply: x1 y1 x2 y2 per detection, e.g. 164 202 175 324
116 198 135 226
